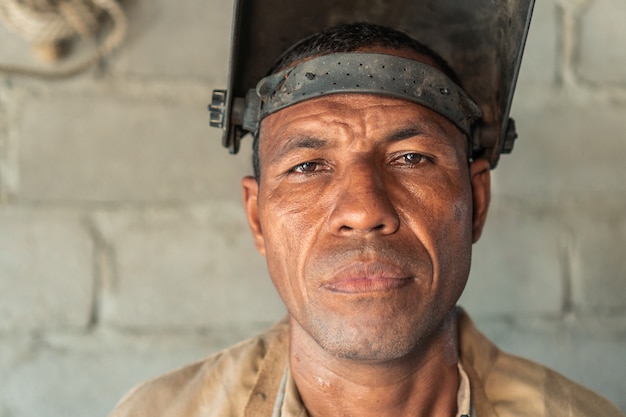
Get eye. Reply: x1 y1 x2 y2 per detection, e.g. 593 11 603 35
402 153 424 164
390 152 431 167
290 160 324 174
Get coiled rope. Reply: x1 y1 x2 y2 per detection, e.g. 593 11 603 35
0 0 127 79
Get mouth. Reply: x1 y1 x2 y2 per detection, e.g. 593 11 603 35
320 261 414 294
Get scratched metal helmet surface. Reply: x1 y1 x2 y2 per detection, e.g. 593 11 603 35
208 0 535 168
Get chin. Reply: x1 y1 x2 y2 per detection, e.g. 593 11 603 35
307 307 446 363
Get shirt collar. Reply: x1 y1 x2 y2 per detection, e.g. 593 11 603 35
272 363 474 417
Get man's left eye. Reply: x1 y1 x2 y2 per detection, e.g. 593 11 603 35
392 152 429 166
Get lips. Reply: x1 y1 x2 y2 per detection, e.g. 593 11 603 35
320 261 414 294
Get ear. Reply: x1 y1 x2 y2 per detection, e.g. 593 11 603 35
469 159 491 243
242 176 266 256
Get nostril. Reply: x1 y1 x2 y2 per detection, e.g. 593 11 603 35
328 171 400 236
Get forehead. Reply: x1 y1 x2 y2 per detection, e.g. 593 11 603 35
258 93 465 151
263 93 450 128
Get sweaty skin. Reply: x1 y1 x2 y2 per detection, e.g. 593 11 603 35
242 69 491 416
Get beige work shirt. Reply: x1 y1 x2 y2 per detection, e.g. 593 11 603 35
110 309 625 417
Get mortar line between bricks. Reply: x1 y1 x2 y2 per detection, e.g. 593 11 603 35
0 91 20 204
0 200 244 211
2 76 216 106
559 240 574 316
554 3 567 88
85 216 109 331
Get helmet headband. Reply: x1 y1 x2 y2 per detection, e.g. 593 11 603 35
244 52 481 137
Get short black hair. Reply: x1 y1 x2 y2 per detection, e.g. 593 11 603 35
252 22 461 181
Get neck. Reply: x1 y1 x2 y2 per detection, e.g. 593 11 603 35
289 311 461 417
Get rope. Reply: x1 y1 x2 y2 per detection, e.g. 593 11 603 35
0 0 127 79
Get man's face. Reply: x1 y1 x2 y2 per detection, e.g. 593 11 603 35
242 91 490 362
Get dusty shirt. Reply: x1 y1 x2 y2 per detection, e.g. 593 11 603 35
109 310 625 417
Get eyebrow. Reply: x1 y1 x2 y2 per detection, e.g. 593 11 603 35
269 136 328 165
386 121 456 147
387 126 424 142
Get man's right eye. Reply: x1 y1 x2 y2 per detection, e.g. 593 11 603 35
290 161 321 173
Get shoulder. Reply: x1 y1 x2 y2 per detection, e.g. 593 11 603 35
488 349 624 417
109 320 289 417
457 310 624 417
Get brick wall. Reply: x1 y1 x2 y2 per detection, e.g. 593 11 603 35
0 0 624 415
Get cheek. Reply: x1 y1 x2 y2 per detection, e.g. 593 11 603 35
261 178 332 239
431 184 474 286
454 199 467 221
262 191 324 251
399 175 473 270
258 186 329 297
432 181 472 239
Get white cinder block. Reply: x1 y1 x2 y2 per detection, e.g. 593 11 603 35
0 209 93 331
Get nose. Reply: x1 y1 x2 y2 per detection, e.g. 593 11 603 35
329 161 400 236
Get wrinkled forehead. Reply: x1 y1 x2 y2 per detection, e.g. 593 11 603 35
258 92 467 146
251 51 481 139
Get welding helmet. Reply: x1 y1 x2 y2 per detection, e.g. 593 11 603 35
209 0 535 168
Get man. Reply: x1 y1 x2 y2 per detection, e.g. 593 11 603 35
110 23 624 417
